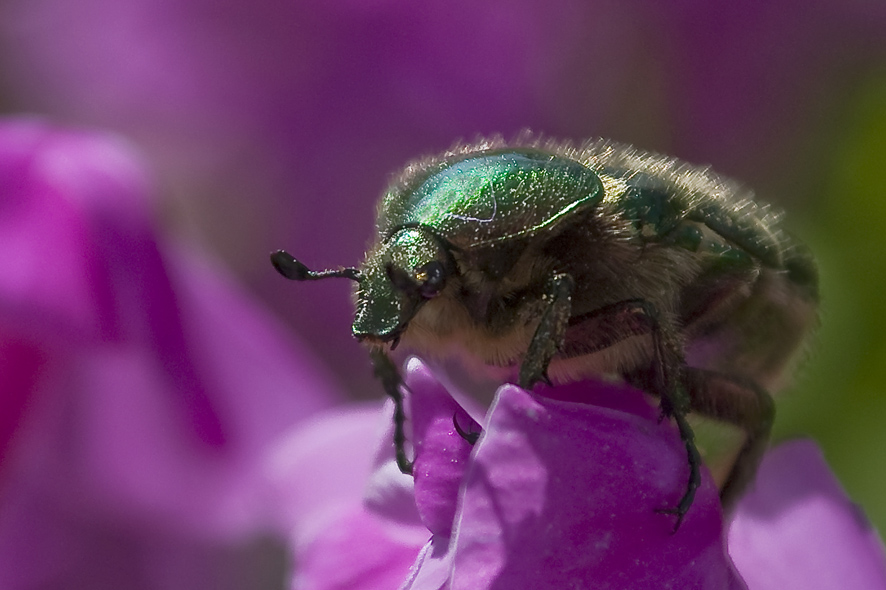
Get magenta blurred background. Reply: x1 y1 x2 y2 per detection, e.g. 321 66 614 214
3 0 883 395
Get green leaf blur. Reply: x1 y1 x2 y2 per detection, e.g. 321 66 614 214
776 74 886 533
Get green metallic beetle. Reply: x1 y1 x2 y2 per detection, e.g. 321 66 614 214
272 135 818 527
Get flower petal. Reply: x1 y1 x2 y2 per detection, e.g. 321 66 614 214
0 118 343 588
407 358 481 538
275 404 428 590
729 440 886 590
426 382 744 590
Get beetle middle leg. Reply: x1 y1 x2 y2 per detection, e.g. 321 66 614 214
559 299 701 529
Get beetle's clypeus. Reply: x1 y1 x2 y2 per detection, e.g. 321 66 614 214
272 135 819 529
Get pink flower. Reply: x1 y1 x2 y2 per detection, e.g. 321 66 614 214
0 117 341 589
278 359 886 590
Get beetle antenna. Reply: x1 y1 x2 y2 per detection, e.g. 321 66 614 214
271 250 363 282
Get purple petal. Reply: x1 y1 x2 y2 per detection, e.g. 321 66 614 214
0 339 43 484
402 536 452 590
274 404 428 590
360 399 424 529
407 358 481 538
414 382 743 590
729 440 886 590
266 404 388 541
0 117 149 344
294 507 426 590
0 118 343 587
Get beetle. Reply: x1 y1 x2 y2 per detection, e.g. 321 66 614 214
271 135 819 527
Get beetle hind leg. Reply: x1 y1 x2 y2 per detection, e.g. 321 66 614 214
555 298 702 529
682 368 774 511
653 409 702 531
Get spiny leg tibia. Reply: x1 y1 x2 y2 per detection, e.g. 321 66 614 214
519 273 575 389
370 348 413 474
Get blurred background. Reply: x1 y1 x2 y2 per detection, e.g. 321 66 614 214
1 0 885 587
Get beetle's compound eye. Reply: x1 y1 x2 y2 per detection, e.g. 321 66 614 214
384 260 447 300
415 261 446 299
386 263 417 295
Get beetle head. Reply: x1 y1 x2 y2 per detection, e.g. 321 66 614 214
353 226 454 347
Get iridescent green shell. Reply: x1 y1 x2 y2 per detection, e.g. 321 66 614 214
376 150 604 248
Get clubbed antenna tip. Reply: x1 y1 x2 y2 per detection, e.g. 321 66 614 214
270 250 362 282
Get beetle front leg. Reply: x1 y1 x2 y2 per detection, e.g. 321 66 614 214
519 273 575 389
370 347 413 475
